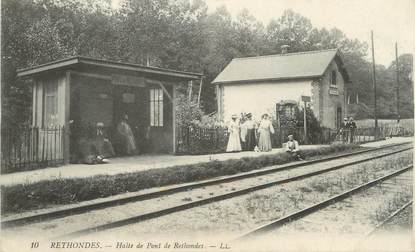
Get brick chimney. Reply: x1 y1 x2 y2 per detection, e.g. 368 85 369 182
281 45 290 54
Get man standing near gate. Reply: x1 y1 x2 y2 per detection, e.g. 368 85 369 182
340 117 349 143
347 117 357 143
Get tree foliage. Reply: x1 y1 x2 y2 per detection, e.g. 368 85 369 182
2 0 413 129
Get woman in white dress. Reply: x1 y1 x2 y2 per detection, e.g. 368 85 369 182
257 114 274 152
226 114 242 152
116 114 137 155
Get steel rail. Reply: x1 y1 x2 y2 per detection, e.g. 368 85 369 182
54 147 412 239
2 142 411 228
237 165 412 239
365 200 413 236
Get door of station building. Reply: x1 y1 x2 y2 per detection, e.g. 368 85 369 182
336 107 342 129
113 85 148 153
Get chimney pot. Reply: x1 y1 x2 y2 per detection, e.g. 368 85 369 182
281 45 290 54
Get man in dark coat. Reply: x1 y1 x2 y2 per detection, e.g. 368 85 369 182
347 117 357 143
340 117 348 143
241 113 257 151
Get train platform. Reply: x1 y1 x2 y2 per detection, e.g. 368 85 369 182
0 137 412 187
360 136 413 147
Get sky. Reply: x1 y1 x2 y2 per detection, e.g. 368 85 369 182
112 0 415 67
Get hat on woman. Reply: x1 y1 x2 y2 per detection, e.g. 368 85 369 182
96 122 104 127
231 114 238 119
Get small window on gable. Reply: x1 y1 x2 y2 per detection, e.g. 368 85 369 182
331 70 337 86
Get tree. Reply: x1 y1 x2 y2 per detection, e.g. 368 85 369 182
2 0 44 129
233 9 266 57
386 54 414 118
117 0 171 66
266 9 313 53
2 1 412 131
1 0 118 129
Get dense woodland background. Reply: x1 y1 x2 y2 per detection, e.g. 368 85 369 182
1 0 413 130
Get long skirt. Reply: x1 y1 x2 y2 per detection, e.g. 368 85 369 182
226 131 242 152
258 129 272 152
124 135 137 155
245 129 256 151
95 138 115 158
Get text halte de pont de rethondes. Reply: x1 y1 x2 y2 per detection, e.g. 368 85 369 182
49 241 206 249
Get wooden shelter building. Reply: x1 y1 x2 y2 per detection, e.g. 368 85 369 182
17 56 203 164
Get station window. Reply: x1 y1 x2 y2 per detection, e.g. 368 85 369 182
331 70 337 86
43 81 58 127
150 88 163 127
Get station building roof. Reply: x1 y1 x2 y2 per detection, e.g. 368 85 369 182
17 56 203 81
212 48 350 84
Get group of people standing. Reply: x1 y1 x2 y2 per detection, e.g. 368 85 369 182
340 116 357 143
226 113 275 153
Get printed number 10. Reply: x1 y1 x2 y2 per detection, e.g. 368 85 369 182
31 242 39 248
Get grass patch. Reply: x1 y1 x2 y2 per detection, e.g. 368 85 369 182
1 143 360 214
373 192 412 222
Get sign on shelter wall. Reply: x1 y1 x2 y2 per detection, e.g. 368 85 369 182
111 74 146 87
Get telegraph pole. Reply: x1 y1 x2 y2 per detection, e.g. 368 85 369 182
301 96 311 144
371 31 378 139
395 42 400 123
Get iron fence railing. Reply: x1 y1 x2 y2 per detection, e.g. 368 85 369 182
176 124 413 155
337 126 413 144
1 126 65 173
176 125 228 155
176 125 338 154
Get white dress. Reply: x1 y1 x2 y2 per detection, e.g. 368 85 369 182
257 119 274 152
226 120 242 152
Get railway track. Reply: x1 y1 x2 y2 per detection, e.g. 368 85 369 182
2 142 411 229
47 143 413 239
365 200 413 236
238 165 412 239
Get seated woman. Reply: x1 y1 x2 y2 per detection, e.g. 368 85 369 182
94 122 115 159
285 134 303 160
77 125 105 165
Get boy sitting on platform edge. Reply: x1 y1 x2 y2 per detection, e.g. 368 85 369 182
285 135 304 161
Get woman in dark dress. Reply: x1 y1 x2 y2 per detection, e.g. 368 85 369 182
94 122 115 158
243 113 257 151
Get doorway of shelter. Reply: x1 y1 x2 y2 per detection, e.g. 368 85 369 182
113 85 148 155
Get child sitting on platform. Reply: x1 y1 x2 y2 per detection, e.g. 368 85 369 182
285 135 303 161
